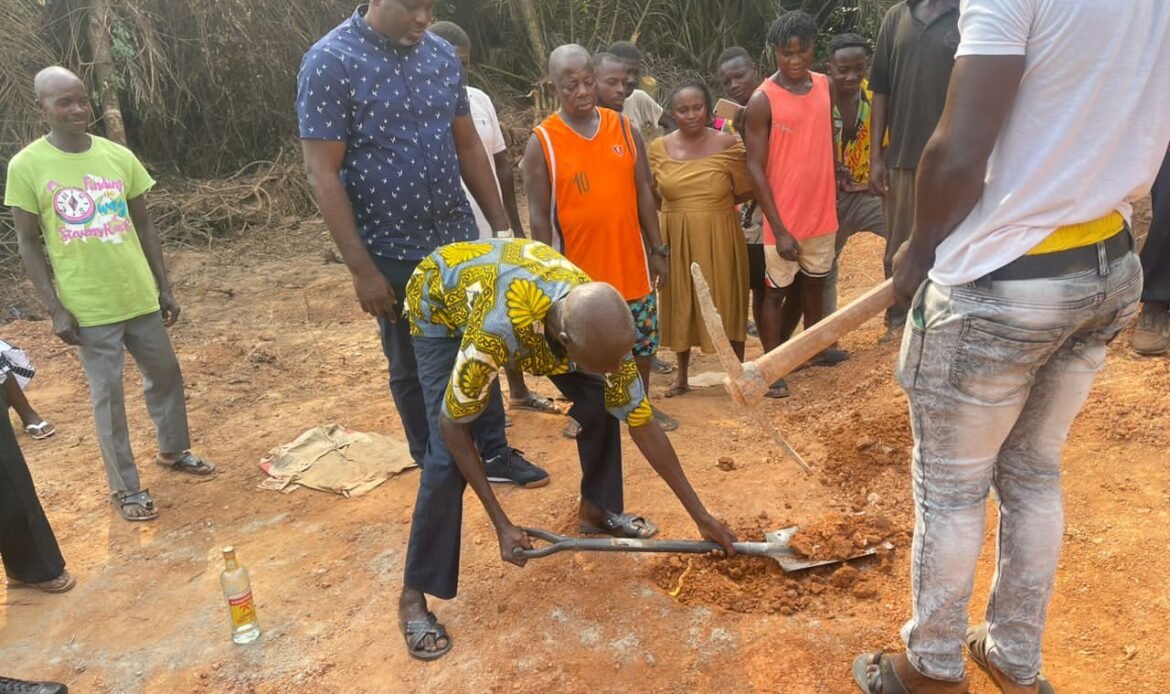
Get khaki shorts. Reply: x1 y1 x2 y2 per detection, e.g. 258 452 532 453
764 232 837 289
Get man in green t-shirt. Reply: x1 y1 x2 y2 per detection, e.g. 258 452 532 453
4 66 215 522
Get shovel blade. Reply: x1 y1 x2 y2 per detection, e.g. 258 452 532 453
764 526 884 573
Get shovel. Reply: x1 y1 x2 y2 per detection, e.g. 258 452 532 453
513 526 888 573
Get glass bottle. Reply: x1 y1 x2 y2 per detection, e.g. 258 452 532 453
220 546 261 644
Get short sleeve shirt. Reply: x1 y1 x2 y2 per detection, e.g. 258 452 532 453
929 0 1170 285
623 89 665 141
869 1 960 170
404 238 653 427
463 86 506 239
832 81 881 187
4 136 160 327
296 6 476 261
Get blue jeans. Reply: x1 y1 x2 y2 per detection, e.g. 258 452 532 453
407 336 624 599
897 248 1141 684
370 254 509 465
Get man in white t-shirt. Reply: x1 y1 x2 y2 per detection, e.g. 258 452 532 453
428 22 559 417
853 2 1170 693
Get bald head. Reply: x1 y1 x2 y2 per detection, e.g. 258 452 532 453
548 44 591 82
32 66 92 137
548 44 596 118
34 66 84 102
560 283 635 374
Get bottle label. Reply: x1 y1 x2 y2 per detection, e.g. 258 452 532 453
227 591 257 627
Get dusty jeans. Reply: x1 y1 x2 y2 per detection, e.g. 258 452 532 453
897 248 1142 684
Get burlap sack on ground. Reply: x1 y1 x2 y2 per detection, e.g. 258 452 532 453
259 424 416 497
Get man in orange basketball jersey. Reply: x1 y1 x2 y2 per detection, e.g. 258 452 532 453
523 44 677 434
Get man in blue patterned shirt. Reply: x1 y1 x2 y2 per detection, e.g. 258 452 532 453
297 2 547 499
398 238 737 660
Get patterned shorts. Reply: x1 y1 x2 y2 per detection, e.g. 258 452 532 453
627 294 660 357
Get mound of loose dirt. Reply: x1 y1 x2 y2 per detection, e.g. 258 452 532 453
648 514 902 615
787 512 895 562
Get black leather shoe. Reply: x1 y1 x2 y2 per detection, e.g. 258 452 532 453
0 676 69 694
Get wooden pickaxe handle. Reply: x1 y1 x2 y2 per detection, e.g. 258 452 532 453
737 277 896 404
690 264 896 470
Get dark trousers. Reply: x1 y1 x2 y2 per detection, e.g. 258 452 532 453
0 388 66 583
371 255 510 464
1142 149 1170 303
404 335 624 599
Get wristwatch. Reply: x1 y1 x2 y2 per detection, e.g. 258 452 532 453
651 244 670 257
492 228 515 239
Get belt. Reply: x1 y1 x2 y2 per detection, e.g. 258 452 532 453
987 228 1131 282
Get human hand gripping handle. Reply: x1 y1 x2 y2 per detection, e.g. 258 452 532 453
500 523 534 567
891 240 932 308
695 513 738 557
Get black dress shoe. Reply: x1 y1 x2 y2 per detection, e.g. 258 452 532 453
0 676 68 694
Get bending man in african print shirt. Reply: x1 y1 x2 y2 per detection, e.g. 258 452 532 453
397 237 737 661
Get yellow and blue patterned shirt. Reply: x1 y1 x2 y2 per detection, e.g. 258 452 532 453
404 238 653 427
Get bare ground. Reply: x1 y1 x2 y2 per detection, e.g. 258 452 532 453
1 223 1168 693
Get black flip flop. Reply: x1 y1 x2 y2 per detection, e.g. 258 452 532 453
580 512 658 539
966 626 1054 694
402 611 452 661
157 451 216 476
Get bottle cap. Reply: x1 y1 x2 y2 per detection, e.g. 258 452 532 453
222 546 235 555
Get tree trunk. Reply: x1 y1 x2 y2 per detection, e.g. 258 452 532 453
511 0 547 70
86 0 127 145
510 0 553 125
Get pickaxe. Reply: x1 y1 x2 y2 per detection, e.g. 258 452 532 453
689 263 896 472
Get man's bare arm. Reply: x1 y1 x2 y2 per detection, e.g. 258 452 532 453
627 423 736 553
128 196 181 325
439 414 532 566
301 139 397 320
521 134 554 245
494 150 526 236
632 129 664 249
744 91 799 261
868 93 890 196
631 128 669 285
13 208 79 344
893 55 1026 305
454 115 509 232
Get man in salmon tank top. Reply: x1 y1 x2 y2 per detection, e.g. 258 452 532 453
744 11 847 401
523 44 679 436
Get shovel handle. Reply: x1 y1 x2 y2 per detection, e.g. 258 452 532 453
514 527 779 559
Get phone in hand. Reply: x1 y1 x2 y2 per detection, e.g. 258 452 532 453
714 98 743 121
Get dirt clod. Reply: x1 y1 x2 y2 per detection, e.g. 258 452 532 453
788 513 895 561
830 566 860 589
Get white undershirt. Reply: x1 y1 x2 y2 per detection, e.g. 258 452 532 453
462 87 508 240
